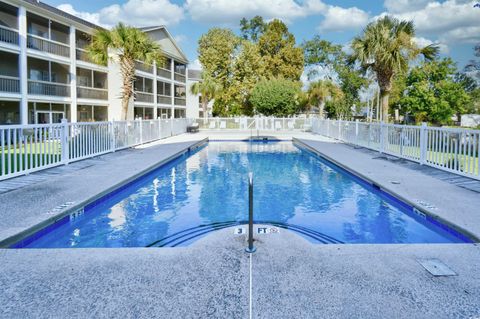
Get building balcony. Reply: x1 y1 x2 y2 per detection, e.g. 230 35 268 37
27 34 70 58
28 80 70 97
135 61 153 74
174 72 186 83
135 91 154 103
77 86 108 100
0 75 20 93
157 95 172 105
174 97 186 106
157 67 171 79
0 25 18 46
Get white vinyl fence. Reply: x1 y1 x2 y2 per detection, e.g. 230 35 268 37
312 119 480 180
197 117 313 131
0 118 192 180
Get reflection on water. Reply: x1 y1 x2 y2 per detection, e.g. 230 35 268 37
25 142 464 248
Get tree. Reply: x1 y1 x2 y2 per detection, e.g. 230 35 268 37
399 58 471 125
249 78 301 116
240 16 266 42
306 80 343 118
302 36 367 117
88 23 163 120
351 16 438 122
257 19 304 80
190 75 222 119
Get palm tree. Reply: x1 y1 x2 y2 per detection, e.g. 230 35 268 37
307 80 343 118
351 16 438 122
190 75 221 118
87 23 164 120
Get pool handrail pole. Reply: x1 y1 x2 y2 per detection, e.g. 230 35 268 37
246 172 256 253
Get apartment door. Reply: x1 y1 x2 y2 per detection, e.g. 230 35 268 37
36 111 64 124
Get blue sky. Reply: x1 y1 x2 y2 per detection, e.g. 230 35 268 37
47 0 480 70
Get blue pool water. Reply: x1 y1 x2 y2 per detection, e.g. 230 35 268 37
19 141 469 248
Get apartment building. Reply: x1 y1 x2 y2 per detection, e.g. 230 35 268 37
0 0 192 125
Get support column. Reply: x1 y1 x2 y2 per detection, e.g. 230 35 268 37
18 6 28 124
153 61 158 119
170 58 175 119
69 26 77 122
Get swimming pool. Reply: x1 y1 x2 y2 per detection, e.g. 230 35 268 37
15 141 470 248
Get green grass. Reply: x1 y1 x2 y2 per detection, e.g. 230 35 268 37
1 141 62 176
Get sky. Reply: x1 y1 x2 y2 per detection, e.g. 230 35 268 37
45 0 480 71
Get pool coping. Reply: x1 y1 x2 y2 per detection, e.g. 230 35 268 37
0 138 208 248
293 137 480 243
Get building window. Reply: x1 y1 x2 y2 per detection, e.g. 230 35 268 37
174 85 186 98
0 101 20 124
174 61 186 75
157 81 171 96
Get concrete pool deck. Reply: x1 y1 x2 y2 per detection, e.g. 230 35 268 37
1 131 480 318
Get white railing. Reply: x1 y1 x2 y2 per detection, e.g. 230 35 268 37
135 91 154 103
135 61 153 73
0 25 19 45
197 117 313 131
157 68 171 79
0 118 192 180
0 75 20 93
174 73 186 83
157 95 172 105
27 34 70 57
77 86 108 100
174 97 186 106
28 80 70 97
311 119 480 180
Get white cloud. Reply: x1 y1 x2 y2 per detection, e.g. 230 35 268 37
174 34 187 44
185 0 326 24
57 0 184 28
380 0 480 45
189 59 203 70
383 0 431 13
318 6 369 32
413 37 449 54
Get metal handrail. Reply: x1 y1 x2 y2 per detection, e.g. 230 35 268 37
246 172 256 253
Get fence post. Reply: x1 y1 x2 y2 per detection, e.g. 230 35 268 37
61 118 69 165
355 119 359 145
326 119 330 137
158 119 162 139
109 121 115 152
380 121 385 153
139 119 143 144
420 122 427 165
338 119 342 139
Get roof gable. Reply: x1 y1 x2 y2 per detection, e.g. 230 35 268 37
142 26 188 63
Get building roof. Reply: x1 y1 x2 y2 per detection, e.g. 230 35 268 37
140 25 189 63
22 0 101 30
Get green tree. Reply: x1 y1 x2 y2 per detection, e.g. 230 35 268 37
302 36 367 116
351 16 438 122
249 78 301 116
240 16 267 42
307 80 343 118
190 75 222 119
258 19 304 80
87 23 163 120
399 58 471 125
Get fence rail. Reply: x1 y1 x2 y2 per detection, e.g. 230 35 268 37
0 25 19 45
311 119 480 180
27 34 70 57
0 75 20 93
0 118 192 180
197 117 313 131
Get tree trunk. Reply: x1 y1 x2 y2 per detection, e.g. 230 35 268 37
120 57 135 121
380 89 390 123
319 100 325 119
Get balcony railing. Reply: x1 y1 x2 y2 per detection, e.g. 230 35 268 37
0 25 19 45
77 86 108 100
157 68 171 79
0 75 20 93
135 91 154 103
28 80 70 97
174 97 186 106
27 34 70 58
135 61 153 73
157 95 172 105
174 72 186 83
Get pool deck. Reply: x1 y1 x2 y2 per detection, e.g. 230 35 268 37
1 131 480 318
